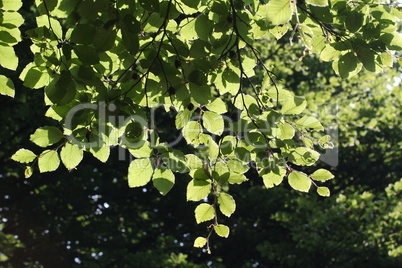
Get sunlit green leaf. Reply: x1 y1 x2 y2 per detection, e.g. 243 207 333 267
288 147 320 166
0 45 18 70
128 158 154 187
282 97 307 115
2 0 23 11
227 159 249 174
317 186 330 197
186 179 211 201
30 126 64 147
310 168 334 182
38 150 60 173
214 224 230 238
194 203 215 224
296 116 324 131
320 44 341 62
206 98 227 114
202 111 224 136
185 154 203 170
306 0 328 6
262 166 286 188
152 167 175 195
162 151 189 173
25 166 33 178
266 0 293 25
89 146 110 163
277 122 295 139
218 193 236 217
288 171 311 192
227 173 247 184
0 74 15 97
332 52 363 78
60 143 83 170
380 32 402 51
193 237 207 248
182 121 202 145
12 149 37 163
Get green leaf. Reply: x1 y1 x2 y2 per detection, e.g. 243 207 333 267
332 52 363 78
355 47 381 73
317 186 330 197
194 203 215 224
175 109 193 129
38 150 60 173
186 179 211 201
202 111 224 136
281 97 307 115
185 154 203 170
11 149 37 163
310 168 334 182
123 121 145 147
121 14 140 55
288 147 320 166
214 68 240 95
162 151 189 173
189 83 211 105
20 64 51 89
0 74 15 97
206 98 227 114
93 27 117 52
89 146 110 163
70 24 96 45
228 173 248 184
220 135 237 155
214 224 230 238
268 24 289 39
30 126 64 147
380 52 393 67
0 45 18 70
306 0 328 6
2 0 23 11
139 0 159 12
182 121 202 145
36 15 62 39
262 166 286 188
319 45 341 62
345 10 364 33
296 116 324 131
128 158 154 187
380 33 402 51
266 0 293 25
24 166 33 178
193 237 207 248
60 143 83 170
227 159 249 174
288 171 311 192
46 71 77 105
277 122 295 139
152 167 175 195
73 45 100 65
318 135 334 149
180 18 197 40
129 142 153 158
195 15 213 41
218 193 236 217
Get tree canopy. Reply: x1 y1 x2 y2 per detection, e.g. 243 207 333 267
1 0 402 266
